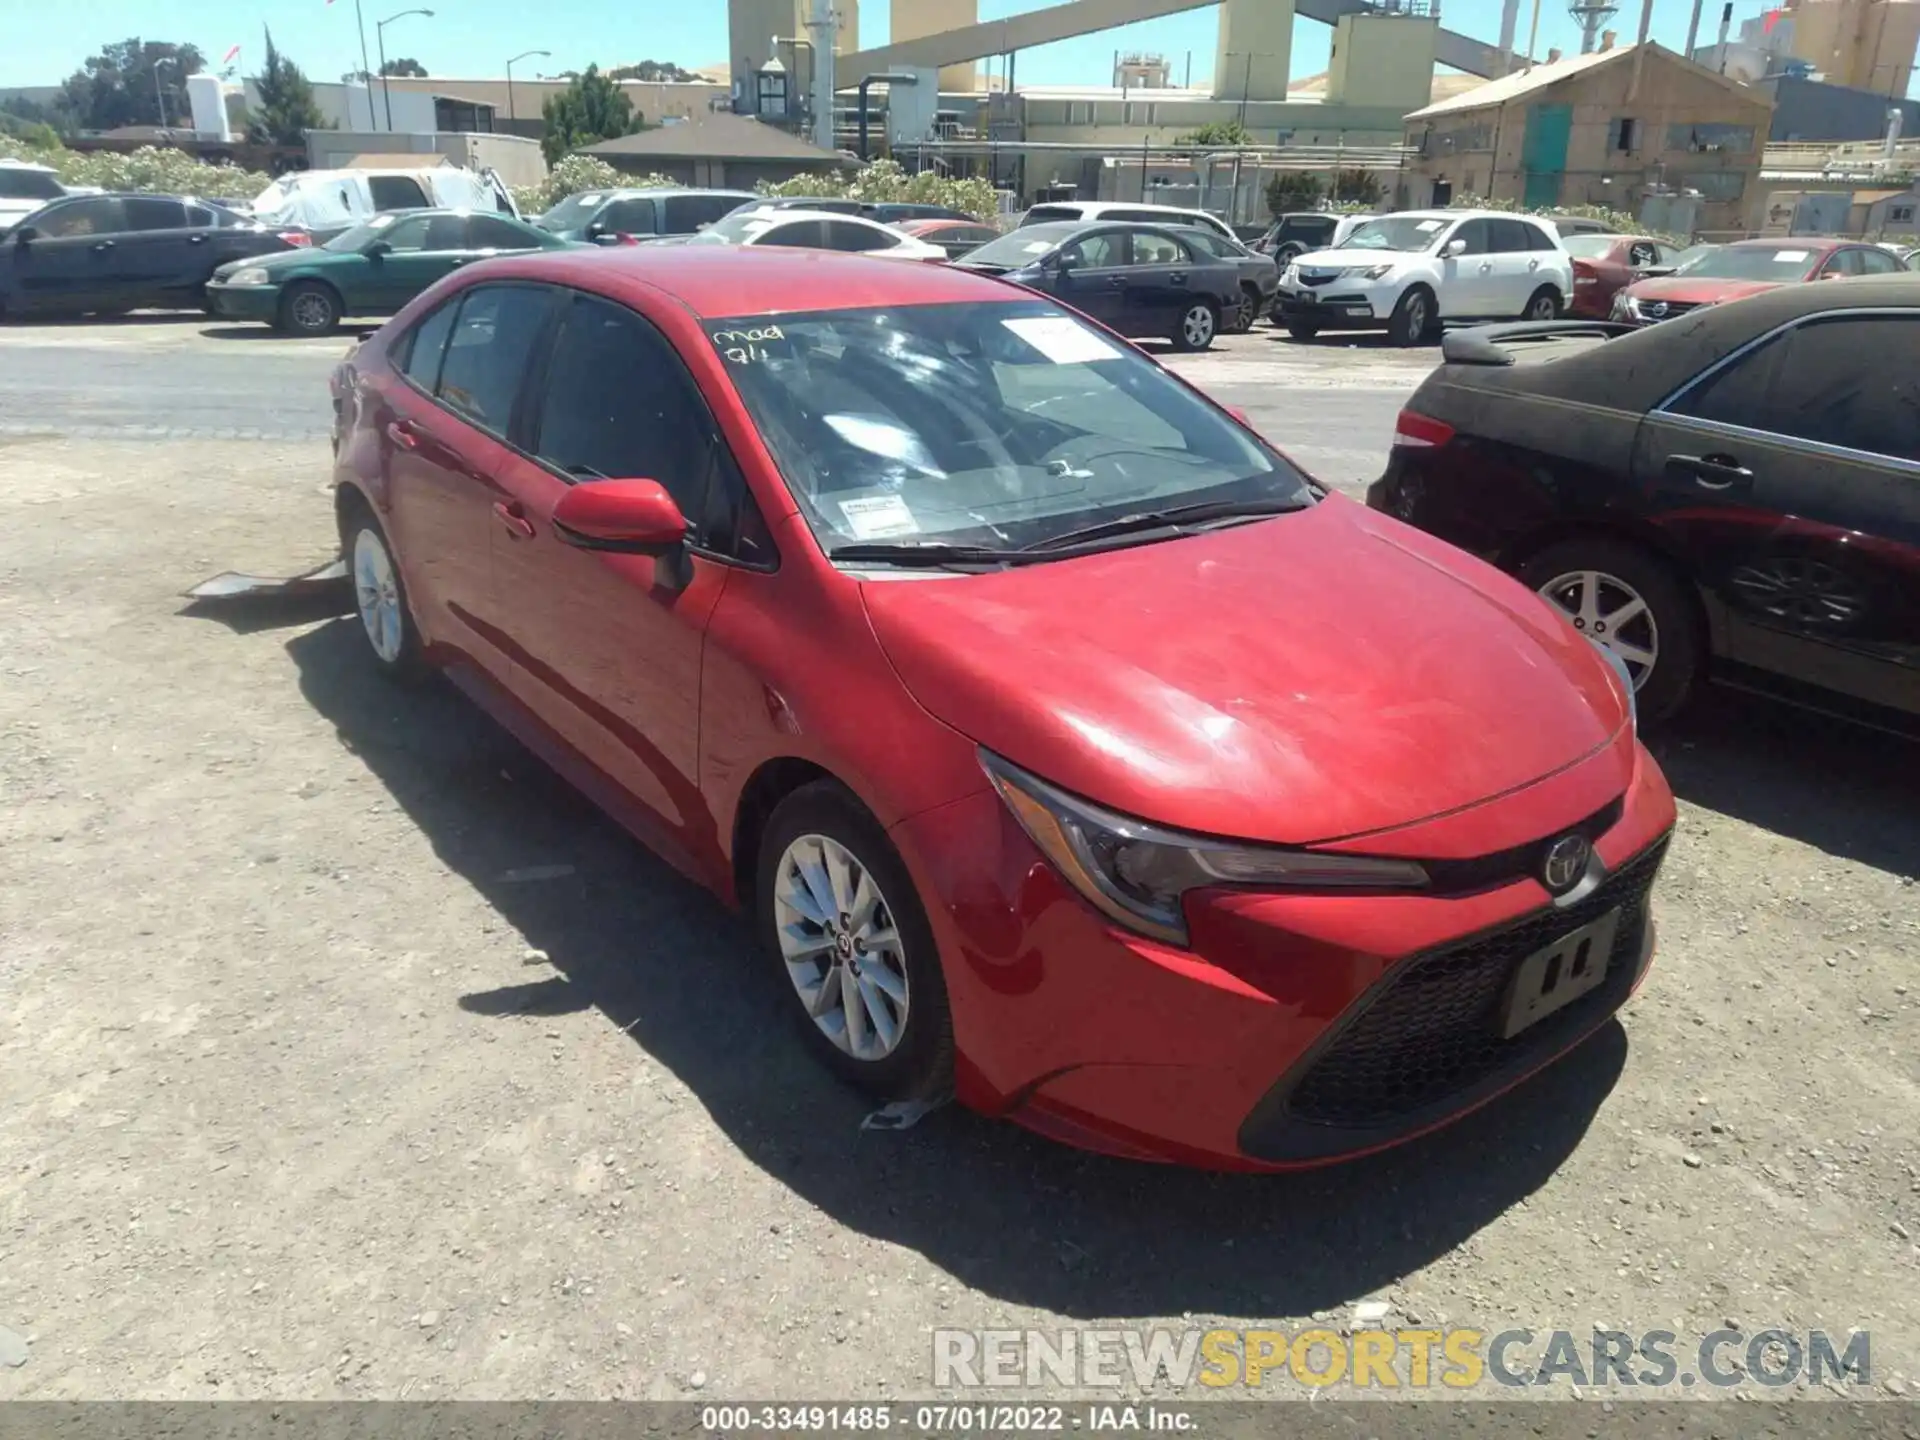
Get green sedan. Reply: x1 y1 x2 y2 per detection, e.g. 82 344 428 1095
205 208 576 335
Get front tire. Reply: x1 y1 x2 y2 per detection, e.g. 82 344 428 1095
1387 286 1435 346
757 782 953 1101
1519 537 1701 725
277 281 341 336
1172 301 1218 352
1285 318 1322 341
342 506 426 682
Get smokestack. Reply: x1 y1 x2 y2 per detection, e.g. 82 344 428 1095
1497 0 1522 74
1888 105 1905 161
1716 0 1733 70
1685 0 1704 57
1601 28 1617 47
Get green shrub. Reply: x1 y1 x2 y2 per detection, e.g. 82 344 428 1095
756 158 998 221
0 135 268 200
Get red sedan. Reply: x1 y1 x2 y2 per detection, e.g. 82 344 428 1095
331 246 1674 1170
1613 236 1909 325
896 217 1005 258
1560 233 1679 318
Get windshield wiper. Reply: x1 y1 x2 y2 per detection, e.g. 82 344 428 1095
1020 496 1306 552
829 542 1047 569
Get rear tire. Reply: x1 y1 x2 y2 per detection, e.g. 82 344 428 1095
1229 285 1261 333
1387 286 1435 346
1523 285 1562 321
756 781 954 1102
1519 537 1701 725
277 281 341 336
1171 301 1218 352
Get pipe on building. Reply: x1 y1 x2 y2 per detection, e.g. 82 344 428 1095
1684 0 1704 59
1496 0 1521 75
857 71 918 158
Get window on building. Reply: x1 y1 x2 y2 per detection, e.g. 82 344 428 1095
1889 202 1916 224
1666 122 1756 153
1609 117 1637 152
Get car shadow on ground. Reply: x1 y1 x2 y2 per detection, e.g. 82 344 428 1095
1261 329 1424 352
285 616 1628 1321
1649 690 1920 881
198 324 379 344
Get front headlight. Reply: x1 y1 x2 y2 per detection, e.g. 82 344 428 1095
1355 263 1396 280
1616 294 1641 320
980 751 1430 946
226 267 272 286
1282 264 1299 284
1590 639 1638 732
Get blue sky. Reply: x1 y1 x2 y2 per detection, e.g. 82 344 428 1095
5 0 1765 91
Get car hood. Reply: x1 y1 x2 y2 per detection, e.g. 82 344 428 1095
860 497 1626 846
1288 247 1410 271
219 247 346 277
1624 275 1783 305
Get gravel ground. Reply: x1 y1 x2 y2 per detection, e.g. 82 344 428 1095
1 321 1917 1407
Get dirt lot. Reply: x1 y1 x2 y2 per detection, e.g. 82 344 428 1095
1 322 1918 1406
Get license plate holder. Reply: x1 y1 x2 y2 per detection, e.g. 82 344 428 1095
1499 908 1619 1039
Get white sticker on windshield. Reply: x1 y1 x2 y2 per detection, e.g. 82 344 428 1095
1415 219 1445 232
578 193 603 206
1022 240 1053 254
1774 249 1809 261
1001 315 1122 365
839 494 920 540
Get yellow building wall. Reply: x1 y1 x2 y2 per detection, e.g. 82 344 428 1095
1214 0 1294 100
891 0 977 94
1324 15 1439 112
728 0 806 85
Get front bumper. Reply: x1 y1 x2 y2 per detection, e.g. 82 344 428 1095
889 735 1674 1170
204 282 280 321
1274 284 1382 326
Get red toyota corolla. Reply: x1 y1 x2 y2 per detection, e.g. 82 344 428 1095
329 246 1674 1170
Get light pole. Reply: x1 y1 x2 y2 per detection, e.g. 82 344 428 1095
505 49 551 125
153 55 176 130
376 8 433 131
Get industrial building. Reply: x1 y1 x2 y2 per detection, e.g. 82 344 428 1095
1401 41 1772 231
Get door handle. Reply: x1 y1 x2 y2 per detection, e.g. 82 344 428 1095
492 500 536 539
1478 261 1493 273
448 257 469 266
384 419 419 450
1106 275 1126 287
1168 271 1187 283
188 234 208 245
90 240 115 252
1667 453 1754 490
1528 258 1541 270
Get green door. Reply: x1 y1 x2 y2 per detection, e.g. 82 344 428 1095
361 214 471 313
1521 104 1572 208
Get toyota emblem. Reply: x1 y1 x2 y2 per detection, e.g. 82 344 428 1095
1542 834 1592 893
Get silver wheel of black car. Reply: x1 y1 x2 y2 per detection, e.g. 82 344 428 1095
279 282 341 336
1173 302 1217 352
1230 286 1261 333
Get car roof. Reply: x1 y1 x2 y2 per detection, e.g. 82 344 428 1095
1723 235 1850 252
1438 274 1920 411
743 209 887 225
476 246 1029 319
600 186 759 198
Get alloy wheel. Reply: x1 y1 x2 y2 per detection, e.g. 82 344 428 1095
1529 293 1558 320
1181 304 1215 348
291 292 333 331
773 833 911 1062
1729 556 1866 629
1538 569 1659 690
1406 292 1429 336
352 527 405 664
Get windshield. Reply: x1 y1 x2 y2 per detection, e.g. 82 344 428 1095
959 224 1081 268
536 192 608 231
709 300 1314 559
1560 234 1619 259
1676 245 1820 281
323 212 402 252
1338 216 1450 252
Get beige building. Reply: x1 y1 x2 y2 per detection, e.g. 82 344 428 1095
892 0 978 95
1402 42 1771 231
374 74 728 128
1697 0 1920 96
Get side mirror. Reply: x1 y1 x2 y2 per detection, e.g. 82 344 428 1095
584 220 607 240
1051 251 1076 275
1442 237 1467 258
552 478 688 556
1640 263 1675 278
364 239 391 258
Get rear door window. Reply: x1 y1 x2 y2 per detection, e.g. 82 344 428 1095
422 215 469 250
1855 247 1903 275
466 215 535 250
123 197 189 231
367 175 430 210
1063 231 1127 267
757 219 827 248
432 285 555 436
1130 230 1189 266
819 220 894 252
34 197 127 237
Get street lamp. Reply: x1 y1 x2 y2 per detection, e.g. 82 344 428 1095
153 55 177 130
376 8 434 131
505 49 551 124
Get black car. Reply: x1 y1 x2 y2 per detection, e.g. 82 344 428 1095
1367 278 1920 730
535 187 758 244
0 192 299 319
1169 225 1279 333
956 220 1244 351
1255 211 1348 264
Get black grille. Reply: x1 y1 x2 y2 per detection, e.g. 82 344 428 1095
1283 838 1669 1128
1641 300 1698 321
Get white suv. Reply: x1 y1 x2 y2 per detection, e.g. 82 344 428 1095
1018 200 1237 243
1272 209 1573 346
0 160 68 236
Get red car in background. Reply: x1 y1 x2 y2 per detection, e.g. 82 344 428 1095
331 246 1671 1170
896 217 1004 259
1613 236 1909 325
1560 233 1681 318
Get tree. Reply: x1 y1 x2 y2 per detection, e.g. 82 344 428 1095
380 58 428 77
247 29 327 145
539 65 647 164
61 39 204 131
1265 170 1323 215
608 59 700 82
1175 119 1252 147
1331 167 1382 204
1 95 72 144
